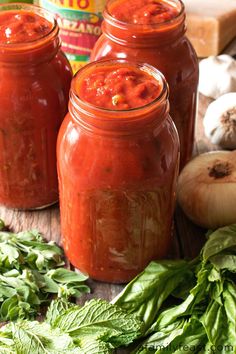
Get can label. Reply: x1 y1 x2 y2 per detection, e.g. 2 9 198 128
40 0 105 73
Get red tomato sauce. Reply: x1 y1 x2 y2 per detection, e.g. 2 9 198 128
57 61 180 283
91 0 198 169
0 4 72 210
109 0 179 24
77 65 162 110
0 11 52 44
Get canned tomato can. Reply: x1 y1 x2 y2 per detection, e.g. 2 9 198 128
39 0 106 72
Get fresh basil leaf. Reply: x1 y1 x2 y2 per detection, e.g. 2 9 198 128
134 320 186 353
203 224 236 261
135 319 206 354
209 254 236 272
113 260 194 333
159 320 206 354
223 282 236 346
200 297 227 346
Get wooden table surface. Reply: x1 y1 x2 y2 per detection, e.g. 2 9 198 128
0 41 236 350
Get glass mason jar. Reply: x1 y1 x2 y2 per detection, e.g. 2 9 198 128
90 0 198 169
57 60 180 283
0 3 72 209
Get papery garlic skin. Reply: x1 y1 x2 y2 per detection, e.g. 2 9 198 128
199 55 236 99
177 151 236 229
203 93 236 149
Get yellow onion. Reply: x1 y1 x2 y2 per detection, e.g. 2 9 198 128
177 150 236 229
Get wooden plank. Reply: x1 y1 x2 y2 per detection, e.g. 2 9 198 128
0 204 61 244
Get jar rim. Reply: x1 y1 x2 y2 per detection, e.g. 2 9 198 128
0 3 58 49
71 59 169 118
104 0 185 30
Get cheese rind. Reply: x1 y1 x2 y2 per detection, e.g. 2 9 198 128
184 0 236 57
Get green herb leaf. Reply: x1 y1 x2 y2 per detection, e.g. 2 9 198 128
46 268 88 283
209 254 236 271
46 298 76 327
9 321 74 354
135 318 207 354
0 219 5 231
54 298 143 348
112 260 193 333
203 224 236 261
223 282 236 346
0 223 90 321
200 298 226 345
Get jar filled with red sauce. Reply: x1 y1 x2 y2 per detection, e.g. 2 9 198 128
57 59 179 283
90 0 199 169
0 3 72 209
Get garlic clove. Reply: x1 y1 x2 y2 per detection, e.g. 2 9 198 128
203 92 236 149
199 55 236 99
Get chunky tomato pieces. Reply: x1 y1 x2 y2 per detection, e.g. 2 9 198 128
77 66 162 110
110 0 179 25
0 11 52 44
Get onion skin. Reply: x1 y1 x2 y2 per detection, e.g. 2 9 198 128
177 150 236 229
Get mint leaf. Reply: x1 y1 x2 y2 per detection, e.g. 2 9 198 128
0 299 142 354
46 298 76 326
75 337 113 354
54 299 143 347
6 321 74 354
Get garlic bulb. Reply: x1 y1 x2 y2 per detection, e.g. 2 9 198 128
199 55 236 99
203 93 236 149
177 150 236 229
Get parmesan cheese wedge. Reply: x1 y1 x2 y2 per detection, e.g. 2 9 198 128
183 0 236 57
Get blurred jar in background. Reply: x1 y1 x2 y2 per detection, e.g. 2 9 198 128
0 3 72 209
38 0 106 73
